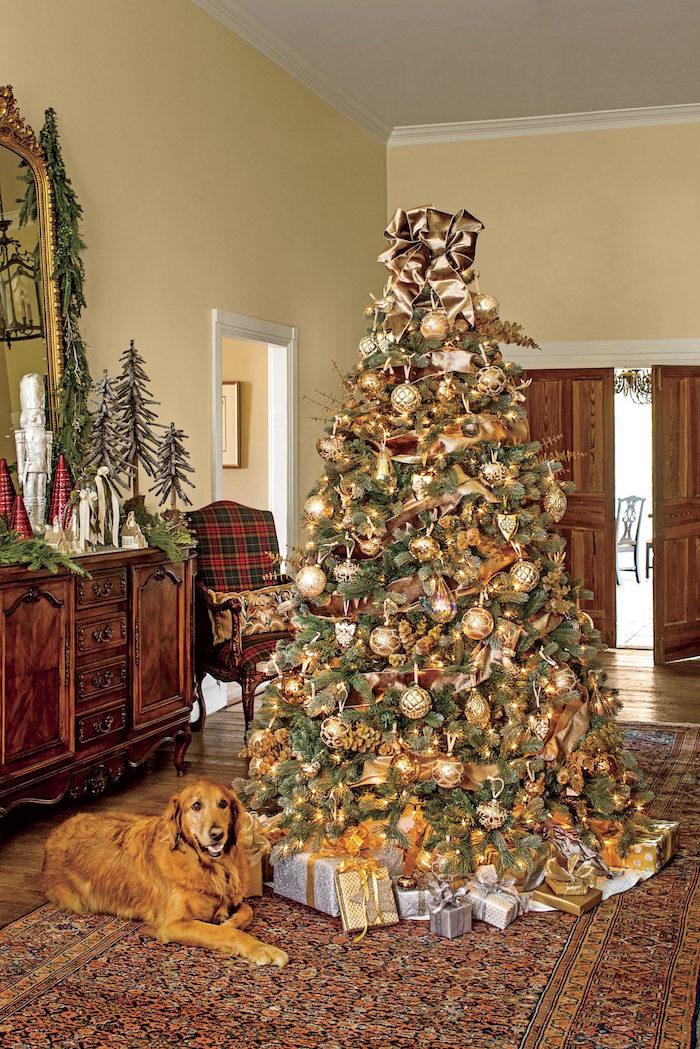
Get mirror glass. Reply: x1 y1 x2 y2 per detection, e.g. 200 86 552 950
0 143 49 470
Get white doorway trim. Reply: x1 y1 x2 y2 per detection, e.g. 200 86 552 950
211 309 298 559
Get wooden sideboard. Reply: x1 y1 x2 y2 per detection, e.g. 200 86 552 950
0 546 196 817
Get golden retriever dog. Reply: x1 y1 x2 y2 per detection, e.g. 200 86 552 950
42 778 288 968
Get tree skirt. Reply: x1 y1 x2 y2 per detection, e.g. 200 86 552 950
1 725 698 1049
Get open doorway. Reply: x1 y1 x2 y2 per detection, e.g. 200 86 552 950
614 369 653 649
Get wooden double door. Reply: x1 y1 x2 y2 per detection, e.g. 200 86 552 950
526 366 700 664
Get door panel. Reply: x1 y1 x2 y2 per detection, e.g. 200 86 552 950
131 563 190 727
0 579 73 775
652 366 700 663
525 368 616 647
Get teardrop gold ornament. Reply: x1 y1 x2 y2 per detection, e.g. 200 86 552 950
496 512 519 542
543 482 567 522
428 576 457 623
464 689 490 727
374 447 397 493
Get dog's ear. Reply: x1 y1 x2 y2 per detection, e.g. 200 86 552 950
224 787 245 853
165 794 183 850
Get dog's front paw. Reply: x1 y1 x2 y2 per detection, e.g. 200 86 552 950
248 942 289 968
229 902 253 929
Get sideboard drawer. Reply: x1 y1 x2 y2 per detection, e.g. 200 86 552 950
76 569 127 609
76 612 127 660
77 657 128 703
76 701 127 748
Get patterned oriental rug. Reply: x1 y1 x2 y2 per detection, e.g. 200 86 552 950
0 725 698 1049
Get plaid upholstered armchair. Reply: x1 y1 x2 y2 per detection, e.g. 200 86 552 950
188 501 294 731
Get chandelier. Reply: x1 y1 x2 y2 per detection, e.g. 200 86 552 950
614 368 652 405
0 184 43 350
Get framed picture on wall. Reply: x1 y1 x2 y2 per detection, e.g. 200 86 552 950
222 381 241 468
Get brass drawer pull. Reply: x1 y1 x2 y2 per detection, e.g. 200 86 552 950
92 625 114 644
93 714 114 736
93 669 114 689
93 579 114 598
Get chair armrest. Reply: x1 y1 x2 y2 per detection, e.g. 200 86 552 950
197 580 242 613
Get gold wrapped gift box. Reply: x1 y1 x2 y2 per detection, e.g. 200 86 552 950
531 885 602 916
334 859 399 938
601 819 680 874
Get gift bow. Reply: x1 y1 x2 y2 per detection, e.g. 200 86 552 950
78 488 98 550
378 206 484 338
426 878 470 915
326 821 385 857
467 864 527 915
94 466 120 548
544 853 598 892
337 856 388 942
238 811 274 864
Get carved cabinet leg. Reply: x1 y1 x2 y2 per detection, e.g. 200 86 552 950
174 725 192 776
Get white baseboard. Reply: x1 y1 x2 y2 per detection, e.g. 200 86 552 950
190 674 228 724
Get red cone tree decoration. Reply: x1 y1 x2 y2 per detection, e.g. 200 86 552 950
10 495 34 539
48 454 73 527
0 459 16 521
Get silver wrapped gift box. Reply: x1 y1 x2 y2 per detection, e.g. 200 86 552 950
394 885 441 921
466 865 525 930
273 846 403 916
429 900 472 939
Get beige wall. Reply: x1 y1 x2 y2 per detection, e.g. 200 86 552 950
3 0 386 505
221 338 268 510
387 124 700 344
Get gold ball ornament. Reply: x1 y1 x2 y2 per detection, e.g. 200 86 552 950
304 494 333 520
420 309 450 340
281 673 306 704
320 716 352 750
357 535 383 557
409 534 440 562
317 434 348 463
524 775 545 799
464 690 490 727
295 563 328 599
334 558 362 584
358 370 388 397
432 754 465 789
479 461 509 488
476 797 507 829
391 382 422 414
358 335 377 359
461 605 495 640
369 626 401 656
299 760 321 778
373 294 394 313
391 752 421 786
510 560 541 592
461 414 480 437
543 483 568 522
399 683 432 720
476 366 507 396
578 610 595 631
549 665 578 694
472 291 500 321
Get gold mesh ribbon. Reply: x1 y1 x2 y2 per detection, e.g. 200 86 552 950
378 206 484 338
303 822 386 906
544 853 599 895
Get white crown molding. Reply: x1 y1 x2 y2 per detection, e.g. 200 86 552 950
191 0 390 141
504 339 700 370
389 104 700 147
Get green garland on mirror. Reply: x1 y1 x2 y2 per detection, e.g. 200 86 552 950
19 108 92 474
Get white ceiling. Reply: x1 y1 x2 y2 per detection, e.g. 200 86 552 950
195 0 700 139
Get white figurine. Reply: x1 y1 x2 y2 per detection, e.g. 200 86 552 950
14 373 52 535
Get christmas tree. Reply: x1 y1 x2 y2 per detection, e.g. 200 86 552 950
114 339 160 498
240 206 649 879
150 422 195 511
83 370 132 492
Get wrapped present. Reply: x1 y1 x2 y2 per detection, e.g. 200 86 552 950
544 853 599 897
246 856 263 897
531 884 602 916
335 858 399 939
601 820 680 874
273 844 403 916
466 865 526 930
394 879 441 920
239 811 278 898
428 881 472 939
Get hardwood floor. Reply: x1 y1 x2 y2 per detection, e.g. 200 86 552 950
0 651 697 929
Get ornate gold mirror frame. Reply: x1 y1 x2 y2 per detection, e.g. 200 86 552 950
0 85 63 433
